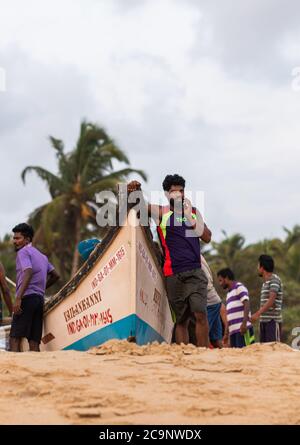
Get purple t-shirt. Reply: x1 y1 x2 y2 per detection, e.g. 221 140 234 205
157 209 201 276
16 244 54 297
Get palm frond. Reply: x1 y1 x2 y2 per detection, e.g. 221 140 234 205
83 168 147 199
49 136 64 157
21 166 64 198
40 195 68 250
102 168 147 182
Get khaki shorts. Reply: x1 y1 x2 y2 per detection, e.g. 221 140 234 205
166 268 208 323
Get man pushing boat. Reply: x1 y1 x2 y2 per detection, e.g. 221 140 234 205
127 174 212 347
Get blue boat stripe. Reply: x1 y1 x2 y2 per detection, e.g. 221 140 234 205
63 314 165 351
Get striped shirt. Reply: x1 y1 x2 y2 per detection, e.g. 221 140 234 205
260 274 283 323
226 282 252 335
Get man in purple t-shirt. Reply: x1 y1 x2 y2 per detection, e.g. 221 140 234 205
10 223 59 352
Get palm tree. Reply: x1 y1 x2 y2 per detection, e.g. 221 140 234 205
283 225 300 250
0 234 16 283
22 121 147 279
283 226 300 283
211 230 246 271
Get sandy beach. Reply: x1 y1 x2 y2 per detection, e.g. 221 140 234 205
0 340 299 425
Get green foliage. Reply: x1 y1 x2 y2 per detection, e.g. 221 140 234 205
283 306 300 345
206 228 300 346
0 236 15 283
0 236 16 317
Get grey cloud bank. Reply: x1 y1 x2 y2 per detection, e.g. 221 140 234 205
0 0 300 244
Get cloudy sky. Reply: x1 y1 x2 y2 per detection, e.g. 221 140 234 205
1 0 300 244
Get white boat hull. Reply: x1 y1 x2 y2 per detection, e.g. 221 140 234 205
40 210 174 351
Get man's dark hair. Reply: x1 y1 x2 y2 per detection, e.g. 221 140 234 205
259 254 274 273
12 223 34 241
162 174 186 192
217 268 235 280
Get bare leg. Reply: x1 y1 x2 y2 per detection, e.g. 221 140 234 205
10 337 21 352
211 339 223 349
29 341 40 352
175 319 190 345
194 312 209 347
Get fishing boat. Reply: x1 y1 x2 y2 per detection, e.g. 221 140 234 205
39 204 174 351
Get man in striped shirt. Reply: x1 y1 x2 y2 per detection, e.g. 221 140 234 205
217 268 255 348
251 255 283 343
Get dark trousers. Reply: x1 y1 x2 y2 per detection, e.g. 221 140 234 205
260 320 282 343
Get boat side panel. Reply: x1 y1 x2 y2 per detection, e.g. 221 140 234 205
41 225 133 351
63 314 136 351
63 314 164 351
129 210 137 316
135 226 174 343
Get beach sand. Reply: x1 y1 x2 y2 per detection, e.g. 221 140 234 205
0 340 299 425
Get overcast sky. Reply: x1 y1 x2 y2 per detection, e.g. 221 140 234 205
1 0 300 244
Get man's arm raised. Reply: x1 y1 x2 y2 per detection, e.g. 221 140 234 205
184 198 212 243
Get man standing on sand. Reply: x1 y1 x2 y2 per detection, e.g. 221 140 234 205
251 255 283 343
128 174 212 347
201 255 224 348
0 262 13 322
10 223 60 352
217 268 255 348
